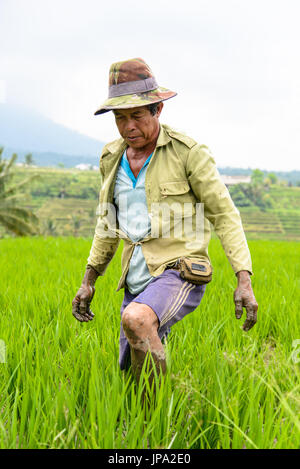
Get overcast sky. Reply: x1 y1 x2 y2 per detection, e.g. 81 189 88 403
1 0 300 170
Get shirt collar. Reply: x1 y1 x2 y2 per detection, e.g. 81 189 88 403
155 124 172 147
105 138 126 155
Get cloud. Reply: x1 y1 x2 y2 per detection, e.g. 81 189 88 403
1 0 300 170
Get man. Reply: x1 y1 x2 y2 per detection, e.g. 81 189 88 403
72 58 258 381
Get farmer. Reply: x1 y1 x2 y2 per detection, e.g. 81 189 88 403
72 58 258 381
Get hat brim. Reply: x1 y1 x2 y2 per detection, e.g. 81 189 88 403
94 86 177 115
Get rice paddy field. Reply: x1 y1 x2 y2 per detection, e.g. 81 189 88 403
0 236 299 449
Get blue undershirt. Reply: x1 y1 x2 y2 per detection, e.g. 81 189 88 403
113 150 154 294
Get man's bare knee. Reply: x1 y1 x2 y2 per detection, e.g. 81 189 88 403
122 302 159 341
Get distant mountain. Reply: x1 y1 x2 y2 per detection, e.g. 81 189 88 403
1 103 299 182
0 102 105 166
5 148 100 168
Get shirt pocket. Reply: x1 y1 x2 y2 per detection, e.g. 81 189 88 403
158 180 196 218
159 180 190 197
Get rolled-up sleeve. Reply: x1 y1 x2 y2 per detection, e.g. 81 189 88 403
87 231 120 275
186 144 253 274
87 152 120 275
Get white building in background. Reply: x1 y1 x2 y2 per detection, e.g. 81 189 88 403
75 163 98 171
220 175 251 186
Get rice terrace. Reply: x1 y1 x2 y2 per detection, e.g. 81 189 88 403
0 153 299 450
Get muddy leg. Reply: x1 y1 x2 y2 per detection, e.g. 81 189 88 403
122 302 166 384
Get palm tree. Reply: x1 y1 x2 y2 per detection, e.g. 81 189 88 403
25 153 34 166
0 147 40 236
71 214 81 237
42 219 58 236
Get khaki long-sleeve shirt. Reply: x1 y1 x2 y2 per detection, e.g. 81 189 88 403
87 123 252 290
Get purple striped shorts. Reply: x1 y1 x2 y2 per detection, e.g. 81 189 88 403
119 269 206 370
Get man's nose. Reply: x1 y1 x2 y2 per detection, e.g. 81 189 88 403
124 118 136 133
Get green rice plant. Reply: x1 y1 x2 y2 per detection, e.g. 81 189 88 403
0 236 299 448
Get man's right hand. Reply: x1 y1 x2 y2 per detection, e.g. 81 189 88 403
72 265 99 322
72 285 95 322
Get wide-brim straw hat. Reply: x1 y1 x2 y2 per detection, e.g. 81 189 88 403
94 57 177 115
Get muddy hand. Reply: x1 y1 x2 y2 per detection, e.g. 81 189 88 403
72 265 99 323
72 285 95 322
234 270 258 331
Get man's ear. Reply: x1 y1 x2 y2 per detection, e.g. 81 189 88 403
156 102 164 118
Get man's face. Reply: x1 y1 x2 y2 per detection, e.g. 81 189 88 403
113 103 163 150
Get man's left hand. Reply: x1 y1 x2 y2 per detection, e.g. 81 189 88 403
234 270 258 331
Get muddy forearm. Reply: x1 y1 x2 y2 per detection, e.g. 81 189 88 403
82 265 100 287
236 270 251 284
